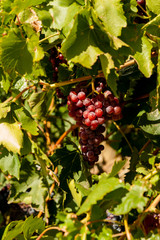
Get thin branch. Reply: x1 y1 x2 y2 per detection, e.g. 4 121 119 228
145 194 160 212
124 215 132 240
36 226 67 240
48 124 78 154
12 85 35 102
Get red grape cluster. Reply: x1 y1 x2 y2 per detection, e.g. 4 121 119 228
68 88 122 129
49 47 67 98
79 125 105 165
67 79 122 164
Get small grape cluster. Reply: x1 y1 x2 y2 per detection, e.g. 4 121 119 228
106 210 123 233
67 79 122 165
49 47 67 98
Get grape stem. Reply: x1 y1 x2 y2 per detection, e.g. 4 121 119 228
113 121 133 153
39 32 60 43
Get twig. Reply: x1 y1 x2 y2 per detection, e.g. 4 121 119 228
113 121 133 153
112 232 126 238
124 215 132 240
139 139 151 155
48 124 78 154
12 85 35 102
36 226 67 240
145 194 160 212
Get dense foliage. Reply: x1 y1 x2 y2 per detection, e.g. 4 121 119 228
0 0 160 239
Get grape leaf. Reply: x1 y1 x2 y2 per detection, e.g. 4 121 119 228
113 180 148 214
49 0 82 35
138 109 160 145
144 14 160 38
146 0 160 15
0 121 23 154
77 175 123 215
23 216 45 239
51 147 81 191
2 221 24 240
61 9 110 69
94 0 127 37
14 106 38 135
0 102 11 119
100 53 115 80
9 158 48 211
1 29 33 76
11 0 47 14
133 36 154 78
0 148 20 179
108 159 127 178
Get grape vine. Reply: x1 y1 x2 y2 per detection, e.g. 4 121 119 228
0 0 160 239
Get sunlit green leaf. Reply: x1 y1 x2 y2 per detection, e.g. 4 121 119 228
94 0 127 37
0 121 23 154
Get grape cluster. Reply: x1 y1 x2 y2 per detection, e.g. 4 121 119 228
68 88 122 130
49 47 67 98
79 125 105 165
67 79 122 164
106 210 123 233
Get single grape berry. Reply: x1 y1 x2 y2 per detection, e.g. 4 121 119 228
77 91 86 100
106 106 114 114
88 112 96 121
95 108 103 117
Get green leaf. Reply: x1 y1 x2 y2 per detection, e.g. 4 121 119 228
0 67 11 93
49 0 82 35
0 102 11 119
11 0 47 14
100 53 115 80
0 121 23 154
10 157 48 211
108 159 127 178
146 0 160 15
23 216 45 240
2 221 24 240
77 175 122 215
133 36 154 78
62 9 109 68
14 106 38 135
138 109 160 144
28 91 48 119
51 147 81 191
143 14 160 38
113 180 148 214
1 29 33 76
68 179 82 207
0 148 20 179
94 0 127 37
